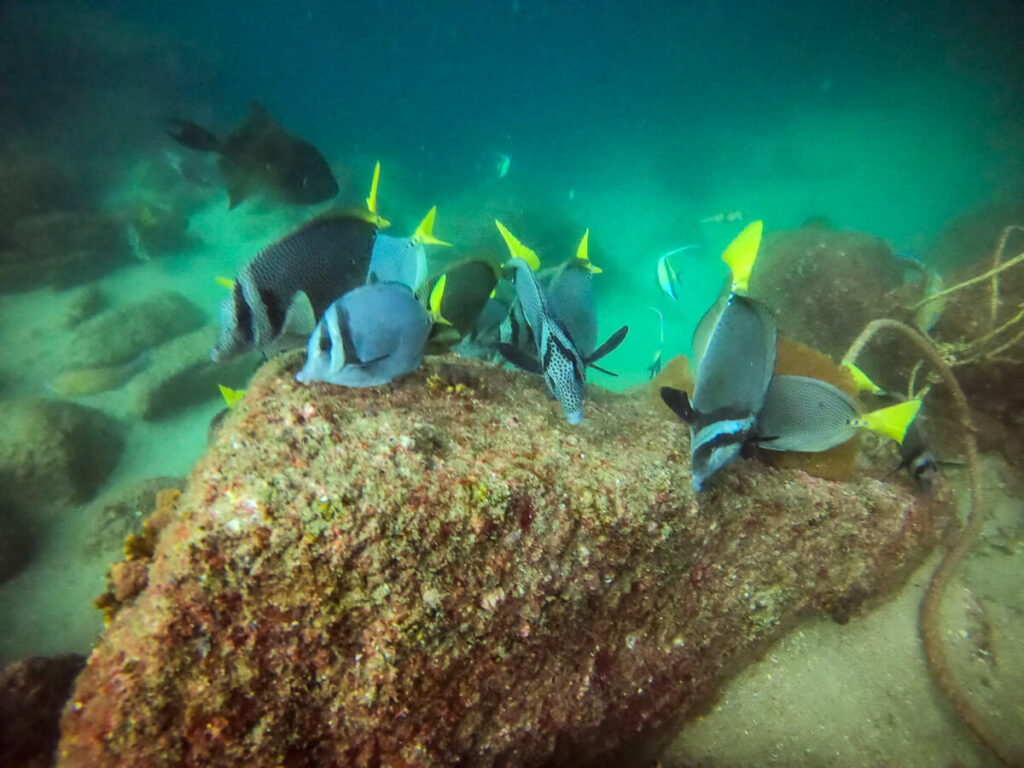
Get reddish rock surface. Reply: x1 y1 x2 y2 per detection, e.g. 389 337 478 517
58 354 952 767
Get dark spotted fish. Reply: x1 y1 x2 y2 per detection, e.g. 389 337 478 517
212 214 378 361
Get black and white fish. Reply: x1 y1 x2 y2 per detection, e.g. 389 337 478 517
212 190 450 361
495 222 627 425
296 281 432 387
167 101 338 209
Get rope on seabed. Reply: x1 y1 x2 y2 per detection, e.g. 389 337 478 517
843 318 1017 766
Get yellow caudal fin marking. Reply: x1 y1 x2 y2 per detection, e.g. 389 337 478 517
721 219 763 294
218 384 245 408
215 276 235 290
851 399 922 444
428 274 453 325
575 228 602 274
842 361 885 395
494 219 540 270
412 206 451 246
364 161 391 229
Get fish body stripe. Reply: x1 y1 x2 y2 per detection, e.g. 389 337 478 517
692 417 755 459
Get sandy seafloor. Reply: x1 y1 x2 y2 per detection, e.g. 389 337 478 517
2 1 1023 761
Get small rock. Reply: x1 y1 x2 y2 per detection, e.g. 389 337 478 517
62 283 107 327
0 399 124 516
65 291 206 369
1 211 133 291
128 325 257 421
0 653 86 768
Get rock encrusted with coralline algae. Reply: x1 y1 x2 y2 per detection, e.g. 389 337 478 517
58 354 952 767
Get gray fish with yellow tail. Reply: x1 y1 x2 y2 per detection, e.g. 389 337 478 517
296 281 431 388
756 375 922 452
167 101 338 209
660 221 775 491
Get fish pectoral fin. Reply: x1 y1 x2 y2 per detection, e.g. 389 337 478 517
281 291 317 338
659 387 696 423
227 182 248 209
586 325 629 364
166 120 221 152
353 353 391 368
588 363 618 377
497 343 543 374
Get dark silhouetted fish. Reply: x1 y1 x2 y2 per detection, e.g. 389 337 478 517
168 101 338 209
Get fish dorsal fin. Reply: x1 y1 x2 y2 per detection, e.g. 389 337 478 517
850 399 922 444
364 161 391 229
428 274 453 325
281 291 316 338
575 229 602 274
495 220 541 270
412 206 451 247
586 325 628 364
722 219 763 294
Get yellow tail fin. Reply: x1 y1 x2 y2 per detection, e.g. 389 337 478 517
575 229 602 274
721 219 763 294
215 276 235 290
428 274 453 325
851 399 922 443
842 362 885 395
495 219 540 270
412 206 451 247
364 161 391 229
218 384 246 408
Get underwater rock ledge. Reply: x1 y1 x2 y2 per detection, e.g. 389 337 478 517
57 354 952 768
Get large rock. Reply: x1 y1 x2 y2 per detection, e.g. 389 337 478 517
57 355 951 767
0 399 124 516
64 291 205 369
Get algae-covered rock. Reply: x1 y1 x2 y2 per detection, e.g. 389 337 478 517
64 291 206 369
58 355 951 767
126 325 257 420
0 399 124 515
83 476 186 556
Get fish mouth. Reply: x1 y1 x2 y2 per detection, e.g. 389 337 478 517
566 411 584 425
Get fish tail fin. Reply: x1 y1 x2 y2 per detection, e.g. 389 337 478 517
364 161 391 229
842 361 885 395
428 274 453 325
721 220 763 294
575 229 602 273
852 399 923 443
167 120 222 152
218 384 245 408
413 206 451 246
495 220 540 270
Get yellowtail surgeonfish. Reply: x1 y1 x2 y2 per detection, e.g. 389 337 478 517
495 221 628 425
755 375 922 451
660 220 777 491
296 282 432 387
